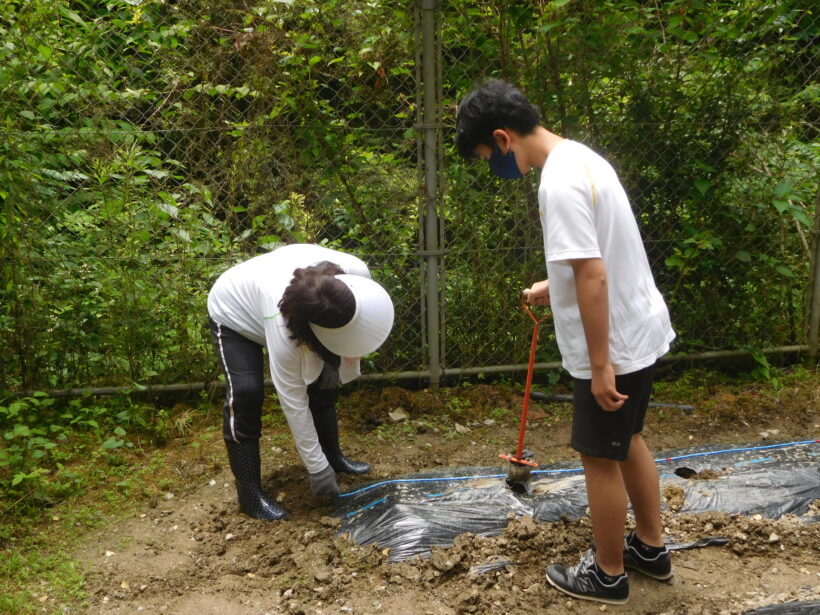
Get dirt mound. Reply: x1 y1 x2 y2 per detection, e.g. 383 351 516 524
68 378 819 614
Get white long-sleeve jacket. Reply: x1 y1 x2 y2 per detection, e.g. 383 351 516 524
207 244 370 474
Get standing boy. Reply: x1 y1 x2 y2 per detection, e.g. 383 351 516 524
455 79 675 605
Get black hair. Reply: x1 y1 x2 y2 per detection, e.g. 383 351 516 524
454 79 541 159
278 261 355 367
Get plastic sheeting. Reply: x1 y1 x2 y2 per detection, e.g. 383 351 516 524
335 440 818 562
744 600 820 614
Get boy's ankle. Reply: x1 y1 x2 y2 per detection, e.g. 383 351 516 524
624 531 673 581
628 530 666 553
593 557 625 581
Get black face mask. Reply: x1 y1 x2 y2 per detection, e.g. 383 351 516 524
488 145 523 179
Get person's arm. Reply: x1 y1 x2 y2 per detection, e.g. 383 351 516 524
570 257 628 412
269 349 327 471
267 345 340 496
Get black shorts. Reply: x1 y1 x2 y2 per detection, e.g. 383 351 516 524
570 363 657 461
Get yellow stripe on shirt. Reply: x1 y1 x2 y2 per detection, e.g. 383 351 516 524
583 165 597 207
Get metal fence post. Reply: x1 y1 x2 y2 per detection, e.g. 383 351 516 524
420 0 441 388
806 182 820 365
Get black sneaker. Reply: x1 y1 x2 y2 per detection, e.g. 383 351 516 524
545 549 629 605
623 531 672 580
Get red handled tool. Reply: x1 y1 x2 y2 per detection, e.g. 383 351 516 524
500 290 550 492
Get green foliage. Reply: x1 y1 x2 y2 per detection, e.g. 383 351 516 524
0 0 224 388
0 546 86 615
0 392 175 513
1 0 421 390
441 0 817 359
0 0 816 393
749 350 781 387
489 407 510 421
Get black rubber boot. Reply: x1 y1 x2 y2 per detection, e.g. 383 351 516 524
225 439 289 521
309 387 371 475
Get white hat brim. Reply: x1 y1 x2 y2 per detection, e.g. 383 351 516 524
309 275 394 357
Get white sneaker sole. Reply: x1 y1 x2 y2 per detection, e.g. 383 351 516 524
545 571 630 606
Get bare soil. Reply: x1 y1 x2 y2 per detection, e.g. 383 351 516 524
67 372 819 615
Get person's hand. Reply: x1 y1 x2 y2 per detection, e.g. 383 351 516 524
591 364 628 411
524 280 550 306
309 464 340 497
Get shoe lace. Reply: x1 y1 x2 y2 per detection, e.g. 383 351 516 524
568 549 597 577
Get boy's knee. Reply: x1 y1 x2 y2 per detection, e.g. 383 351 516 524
580 453 619 470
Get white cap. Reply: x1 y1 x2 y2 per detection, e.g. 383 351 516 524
309 274 394 357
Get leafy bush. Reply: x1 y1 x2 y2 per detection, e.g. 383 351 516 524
0 393 176 513
0 0 816 392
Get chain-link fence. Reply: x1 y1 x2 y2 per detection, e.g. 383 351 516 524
437 0 818 378
1 0 817 393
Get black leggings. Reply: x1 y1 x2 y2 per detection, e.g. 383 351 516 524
210 318 265 442
209 318 339 442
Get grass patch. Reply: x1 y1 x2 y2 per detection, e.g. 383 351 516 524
0 545 87 614
0 395 226 615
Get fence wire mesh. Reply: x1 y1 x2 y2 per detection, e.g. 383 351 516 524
439 0 818 374
0 0 817 392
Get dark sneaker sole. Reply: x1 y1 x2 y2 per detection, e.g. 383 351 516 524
623 561 673 581
545 571 629 605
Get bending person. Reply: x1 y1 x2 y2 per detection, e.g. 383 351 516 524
207 244 394 520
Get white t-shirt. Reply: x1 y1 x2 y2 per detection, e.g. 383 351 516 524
207 244 371 473
538 140 675 379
